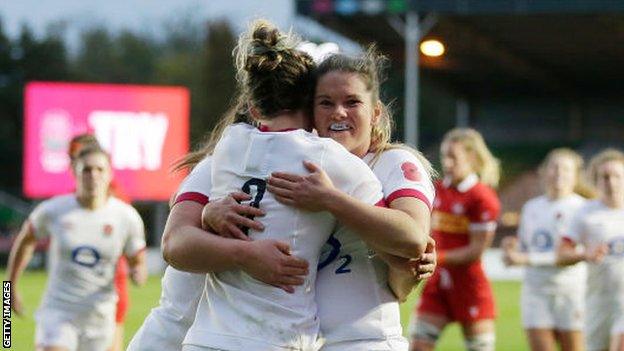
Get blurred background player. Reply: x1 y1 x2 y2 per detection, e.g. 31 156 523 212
263 47 436 350
409 128 501 351
6 146 147 351
558 148 624 351
502 148 589 351
161 19 384 351
68 134 131 351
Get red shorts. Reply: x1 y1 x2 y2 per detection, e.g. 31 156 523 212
417 265 495 323
114 256 129 323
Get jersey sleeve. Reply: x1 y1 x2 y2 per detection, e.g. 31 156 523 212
517 201 532 252
375 149 435 210
123 206 147 258
467 186 500 233
173 156 212 206
28 200 53 239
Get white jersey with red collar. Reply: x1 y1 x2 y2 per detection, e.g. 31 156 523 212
185 123 383 351
316 148 435 349
518 194 587 291
29 195 145 315
128 157 212 351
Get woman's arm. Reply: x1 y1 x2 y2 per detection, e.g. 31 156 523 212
126 250 148 286
162 201 309 293
6 221 38 316
438 229 495 266
268 162 428 258
381 236 436 302
556 240 607 266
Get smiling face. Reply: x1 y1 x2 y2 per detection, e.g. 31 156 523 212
313 71 381 157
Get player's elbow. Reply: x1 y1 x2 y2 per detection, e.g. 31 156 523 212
161 229 181 268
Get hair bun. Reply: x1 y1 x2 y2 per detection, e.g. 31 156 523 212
246 21 286 72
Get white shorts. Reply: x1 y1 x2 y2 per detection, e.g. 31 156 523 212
127 308 194 351
586 297 624 351
320 337 408 351
521 285 584 331
35 306 115 351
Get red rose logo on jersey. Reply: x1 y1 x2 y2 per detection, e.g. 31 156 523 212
401 162 421 181
103 224 113 236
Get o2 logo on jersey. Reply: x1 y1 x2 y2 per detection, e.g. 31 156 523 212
318 235 341 270
607 237 624 256
71 246 101 268
531 229 553 252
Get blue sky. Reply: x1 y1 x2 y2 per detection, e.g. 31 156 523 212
0 0 360 53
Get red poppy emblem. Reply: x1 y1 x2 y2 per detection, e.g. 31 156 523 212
103 224 113 236
401 162 421 181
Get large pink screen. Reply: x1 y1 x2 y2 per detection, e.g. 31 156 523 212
24 81 190 201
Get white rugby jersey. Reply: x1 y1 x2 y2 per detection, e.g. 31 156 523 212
29 195 145 315
185 123 383 351
518 194 586 292
566 200 624 313
316 148 435 346
128 157 212 350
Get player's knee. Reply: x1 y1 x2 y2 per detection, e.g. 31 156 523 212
464 332 495 351
409 318 441 345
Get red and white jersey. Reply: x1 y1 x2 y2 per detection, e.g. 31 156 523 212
128 157 212 351
316 148 435 347
29 195 145 315
186 123 383 351
518 194 586 292
566 200 624 313
431 174 500 257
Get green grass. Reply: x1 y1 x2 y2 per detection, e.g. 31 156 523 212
8 270 527 350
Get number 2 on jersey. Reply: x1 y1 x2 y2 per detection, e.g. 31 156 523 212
335 254 352 274
241 178 266 235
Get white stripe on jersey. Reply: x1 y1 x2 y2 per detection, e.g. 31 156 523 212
317 148 435 347
185 123 383 351
29 195 145 315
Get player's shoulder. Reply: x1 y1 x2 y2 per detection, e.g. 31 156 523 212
39 194 77 212
108 197 140 217
523 195 548 211
472 181 498 199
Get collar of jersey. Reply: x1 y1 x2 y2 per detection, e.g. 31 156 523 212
257 125 300 132
443 173 478 193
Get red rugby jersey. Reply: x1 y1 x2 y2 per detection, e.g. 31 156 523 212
431 174 500 264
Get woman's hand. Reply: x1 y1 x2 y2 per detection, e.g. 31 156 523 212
586 244 608 263
268 161 336 212
201 192 265 241
411 237 436 280
501 236 527 266
379 237 436 280
240 239 310 294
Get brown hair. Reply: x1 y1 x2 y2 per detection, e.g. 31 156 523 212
234 19 315 118
315 46 436 178
68 133 100 169
173 19 315 172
